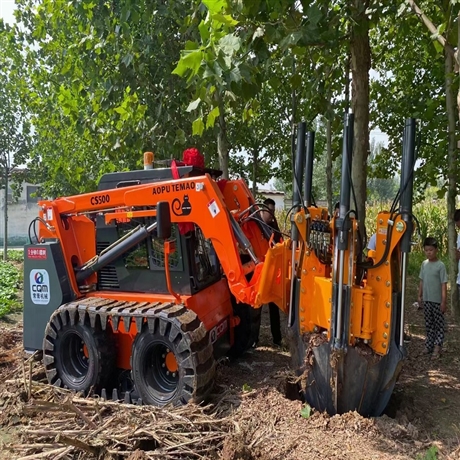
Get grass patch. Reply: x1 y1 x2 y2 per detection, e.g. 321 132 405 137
416 446 438 460
0 259 23 319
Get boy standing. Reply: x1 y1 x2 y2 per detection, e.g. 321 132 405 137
418 237 447 359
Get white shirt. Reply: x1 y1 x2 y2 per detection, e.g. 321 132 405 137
367 233 377 251
457 233 460 285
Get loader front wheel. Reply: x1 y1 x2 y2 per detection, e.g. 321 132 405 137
43 312 115 394
131 310 215 407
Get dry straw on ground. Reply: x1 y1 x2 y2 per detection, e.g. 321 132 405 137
0 327 233 460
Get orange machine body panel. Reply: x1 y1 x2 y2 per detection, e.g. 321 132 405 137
256 241 291 313
37 175 267 308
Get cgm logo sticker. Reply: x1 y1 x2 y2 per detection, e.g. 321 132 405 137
30 269 50 305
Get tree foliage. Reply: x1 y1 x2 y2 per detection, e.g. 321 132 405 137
371 1 456 195
14 0 218 195
0 20 31 190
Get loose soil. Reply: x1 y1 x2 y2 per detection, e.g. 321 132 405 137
1 276 460 459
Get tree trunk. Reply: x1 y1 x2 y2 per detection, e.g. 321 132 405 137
217 96 229 179
458 10 460 126
3 160 8 262
291 58 297 158
445 50 460 318
350 0 371 238
252 149 258 197
326 112 333 215
344 50 350 113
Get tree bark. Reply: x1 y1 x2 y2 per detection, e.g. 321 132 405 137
446 51 460 318
252 149 258 196
2 161 8 262
217 96 229 179
350 0 371 238
344 50 351 113
326 112 333 215
458 10 460 126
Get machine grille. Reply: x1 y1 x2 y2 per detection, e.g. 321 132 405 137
96 242 120 290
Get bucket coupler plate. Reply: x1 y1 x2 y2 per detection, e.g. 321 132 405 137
303 340 405 416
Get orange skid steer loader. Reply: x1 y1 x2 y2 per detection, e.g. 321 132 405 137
23 116 416 416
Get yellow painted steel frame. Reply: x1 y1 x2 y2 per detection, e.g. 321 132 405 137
295 207 332 335
255 208 407 357
359 212 406 355
280 209 405 356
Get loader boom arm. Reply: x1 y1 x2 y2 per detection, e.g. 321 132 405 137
37 174 266 306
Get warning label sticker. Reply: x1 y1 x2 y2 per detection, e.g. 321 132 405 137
30 269 50 305
27 248 47 260
208 199 220 218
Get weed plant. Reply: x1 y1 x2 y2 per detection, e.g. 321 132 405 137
6 249 24 262
0 259 22 319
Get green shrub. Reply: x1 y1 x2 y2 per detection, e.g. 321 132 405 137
6 249 24 262
0 261 22 319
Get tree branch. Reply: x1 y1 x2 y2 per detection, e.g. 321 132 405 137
406 0 457 62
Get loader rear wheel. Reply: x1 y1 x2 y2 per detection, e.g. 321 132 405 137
131 310 215 407
43 313 115 394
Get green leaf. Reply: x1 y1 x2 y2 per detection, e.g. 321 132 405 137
114 106 128 115
172 50 203 77
306 5 322 26
242 383 252 392
176 128 186 145
202 0 227 14
186 98 201 112
192 117 205 136
206 106 220 128
198 20 210 41
217 34 241 57
292 46 306 56
211 13 238 26
121 53 133 67
279 31 303 50
432 40 443 54
229 66 242 83
185 40 199 50
300 404 311 419
290 74 302 89
268 77 281 89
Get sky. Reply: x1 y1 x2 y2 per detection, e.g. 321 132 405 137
0 0 15 24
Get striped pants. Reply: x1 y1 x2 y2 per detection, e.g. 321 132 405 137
423 301 445 351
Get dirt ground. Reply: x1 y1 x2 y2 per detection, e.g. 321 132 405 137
1 277 460 459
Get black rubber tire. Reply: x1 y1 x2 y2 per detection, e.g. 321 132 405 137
43 310 115 394
131 307 215 407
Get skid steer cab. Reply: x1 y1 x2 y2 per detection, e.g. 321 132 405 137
23 155 272 407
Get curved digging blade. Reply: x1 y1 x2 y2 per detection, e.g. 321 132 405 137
304 341 405 416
